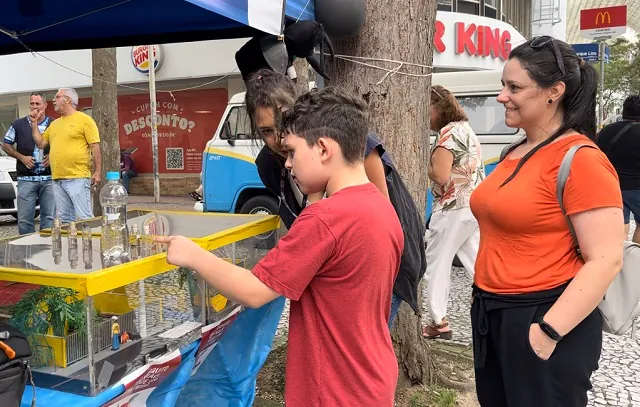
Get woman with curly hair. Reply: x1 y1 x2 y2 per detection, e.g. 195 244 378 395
424 85 483 339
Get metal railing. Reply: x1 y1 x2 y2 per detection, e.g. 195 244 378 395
65 304 150 366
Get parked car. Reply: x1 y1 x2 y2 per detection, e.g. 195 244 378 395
0 148 39 219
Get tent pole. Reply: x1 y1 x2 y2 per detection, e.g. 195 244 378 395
148 45 160 203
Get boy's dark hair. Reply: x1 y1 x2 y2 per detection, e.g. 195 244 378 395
282 87 369 164
622 95 640 121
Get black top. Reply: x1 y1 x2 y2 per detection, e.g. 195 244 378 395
255 147 306 229
597 120 640 190
7 116 52 178
255 133 426 313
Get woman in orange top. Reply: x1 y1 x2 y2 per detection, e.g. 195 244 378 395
469 36 624 407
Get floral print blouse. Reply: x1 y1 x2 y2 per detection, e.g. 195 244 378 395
430 121 484 213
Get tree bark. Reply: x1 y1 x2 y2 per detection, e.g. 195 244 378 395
91 48 120 217
292 58 311 95
327 0 437 385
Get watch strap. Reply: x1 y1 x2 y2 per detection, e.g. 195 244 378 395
538 317 563 341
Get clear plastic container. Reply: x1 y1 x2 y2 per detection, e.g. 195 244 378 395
99 171 130 267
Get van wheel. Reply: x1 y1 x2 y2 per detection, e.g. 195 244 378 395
239 196 279 249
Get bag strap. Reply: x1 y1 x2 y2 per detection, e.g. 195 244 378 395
498 137 526 163
602 122 638 155
556 144 597 256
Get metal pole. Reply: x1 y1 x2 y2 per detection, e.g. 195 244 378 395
138 280 147 338
199 276 208 325
85 296 96 395
231 242 237 266
148 45 160 203
598 41 605 128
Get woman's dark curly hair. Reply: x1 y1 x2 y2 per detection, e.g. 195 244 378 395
245 68 298 138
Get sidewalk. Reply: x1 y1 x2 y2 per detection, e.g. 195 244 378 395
127 194 197 211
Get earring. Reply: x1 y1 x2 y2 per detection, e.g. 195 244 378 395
548 99 553 104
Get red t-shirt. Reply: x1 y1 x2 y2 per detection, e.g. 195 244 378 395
253 183 404 407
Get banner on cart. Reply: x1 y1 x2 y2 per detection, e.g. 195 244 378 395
103 308 242 406
192 307 242 375
103 349 183 407
185 0 284 35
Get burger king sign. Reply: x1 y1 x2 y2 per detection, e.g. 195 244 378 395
131 45 165 74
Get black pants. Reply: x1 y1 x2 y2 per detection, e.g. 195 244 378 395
471 289 602 407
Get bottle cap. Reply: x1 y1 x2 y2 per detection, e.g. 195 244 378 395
106 172 120 181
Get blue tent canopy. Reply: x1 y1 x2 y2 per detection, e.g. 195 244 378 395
0 0 315 56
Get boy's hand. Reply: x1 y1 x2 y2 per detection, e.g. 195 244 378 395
154 235 201 269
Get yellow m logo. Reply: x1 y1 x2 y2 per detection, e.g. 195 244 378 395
595 12 611 25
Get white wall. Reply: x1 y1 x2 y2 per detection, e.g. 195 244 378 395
0 38 248 96
531 0 567 41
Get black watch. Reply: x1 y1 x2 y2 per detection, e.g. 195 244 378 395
538 317 563 341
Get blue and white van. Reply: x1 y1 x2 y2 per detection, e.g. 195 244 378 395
200 70 523 220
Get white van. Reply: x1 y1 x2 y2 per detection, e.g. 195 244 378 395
200 70 517 220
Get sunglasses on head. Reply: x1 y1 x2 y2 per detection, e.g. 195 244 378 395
530 36 566 76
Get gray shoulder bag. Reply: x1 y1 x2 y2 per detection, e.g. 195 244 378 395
557 144 640 335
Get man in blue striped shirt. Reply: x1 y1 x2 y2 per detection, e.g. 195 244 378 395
2 92 55 234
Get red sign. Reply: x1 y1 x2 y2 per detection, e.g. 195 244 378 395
580 5 627 30
46 88 227 174
118 88 227 174
433 19 512 61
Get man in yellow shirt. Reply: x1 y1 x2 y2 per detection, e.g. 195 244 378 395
31 88 102 222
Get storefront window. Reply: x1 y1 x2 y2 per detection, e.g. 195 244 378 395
485 0 498 19
437 0 452 11
458 0 480 15
457 95 518 135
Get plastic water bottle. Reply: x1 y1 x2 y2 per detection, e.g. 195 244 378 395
99 172 130 266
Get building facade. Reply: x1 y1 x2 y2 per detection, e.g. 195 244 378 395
0 7 532 194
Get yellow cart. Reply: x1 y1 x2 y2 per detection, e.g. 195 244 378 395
0 209 279 402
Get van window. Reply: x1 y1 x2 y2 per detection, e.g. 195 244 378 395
457 96 518 135
220 106 254 140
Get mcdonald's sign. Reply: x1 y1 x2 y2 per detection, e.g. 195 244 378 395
580 5 627 40
595 11 611 26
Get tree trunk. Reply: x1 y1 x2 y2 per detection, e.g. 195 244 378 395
91 48 120 217
292 58 311 95
327 0 437 385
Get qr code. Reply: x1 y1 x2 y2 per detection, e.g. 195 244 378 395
166 148 184 170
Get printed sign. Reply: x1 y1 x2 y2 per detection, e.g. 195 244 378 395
131 45 165 74
118 89 227 174
571 43 610 63
191 306 242 375
580 5 627 40
45 89 228 175
102 349 183 406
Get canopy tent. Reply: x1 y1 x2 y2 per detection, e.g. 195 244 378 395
0 0 316 201
0 0 315 55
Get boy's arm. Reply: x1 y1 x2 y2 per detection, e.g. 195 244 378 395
188 249 280 308
157 210 335 307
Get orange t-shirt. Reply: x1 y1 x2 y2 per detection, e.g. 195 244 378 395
470 135 622 294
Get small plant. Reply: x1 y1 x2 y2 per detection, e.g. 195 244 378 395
430 386 457 407
8 287 89 368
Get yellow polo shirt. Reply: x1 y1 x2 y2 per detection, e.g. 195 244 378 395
43 111 100 179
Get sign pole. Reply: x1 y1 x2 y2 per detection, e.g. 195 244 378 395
148 45 160 203
598 41 605 128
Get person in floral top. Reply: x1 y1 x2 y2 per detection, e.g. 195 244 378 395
424 85 483 339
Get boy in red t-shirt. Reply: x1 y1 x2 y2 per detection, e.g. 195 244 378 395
156 87 404 406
